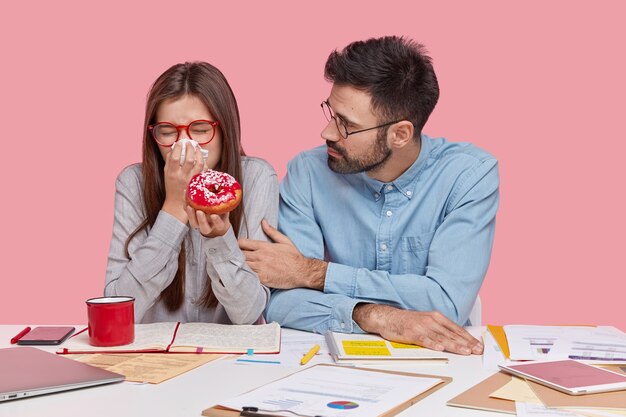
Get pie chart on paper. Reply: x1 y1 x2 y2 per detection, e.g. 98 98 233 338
327 400 359 410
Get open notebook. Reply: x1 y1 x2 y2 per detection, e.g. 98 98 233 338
0 347 124 402
58 322 281 354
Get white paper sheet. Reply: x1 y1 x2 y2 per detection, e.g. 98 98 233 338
504 326 616 361
569 409 626 417
515 402 584 416
218 365 442 417
233 330 334 368
547 335 626 364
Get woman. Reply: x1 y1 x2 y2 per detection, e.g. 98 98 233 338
105 62 278 324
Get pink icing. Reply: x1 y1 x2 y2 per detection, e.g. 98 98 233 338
187 169 241 207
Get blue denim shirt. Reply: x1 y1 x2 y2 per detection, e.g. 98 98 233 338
266 135 499 333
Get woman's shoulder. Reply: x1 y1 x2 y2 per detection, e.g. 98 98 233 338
115 163 143 189
241 156 277 178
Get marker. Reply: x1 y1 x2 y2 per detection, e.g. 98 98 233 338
10 327 31 344
300 344 320 365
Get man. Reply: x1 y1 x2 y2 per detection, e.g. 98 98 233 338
239 36 499 355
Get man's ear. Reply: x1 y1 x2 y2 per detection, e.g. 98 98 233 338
389 121 415 148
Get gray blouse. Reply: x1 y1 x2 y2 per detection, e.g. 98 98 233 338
104 157 279 324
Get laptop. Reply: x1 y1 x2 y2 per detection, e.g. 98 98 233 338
0 347 124 401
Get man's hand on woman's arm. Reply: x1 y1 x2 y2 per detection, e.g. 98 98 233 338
239 220 327 290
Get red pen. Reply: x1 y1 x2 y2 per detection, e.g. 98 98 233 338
10 327 31 344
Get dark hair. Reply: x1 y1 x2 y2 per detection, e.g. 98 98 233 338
324 36 439 136
124 61 246 311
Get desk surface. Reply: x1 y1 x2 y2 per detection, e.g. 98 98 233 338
1 325 499 417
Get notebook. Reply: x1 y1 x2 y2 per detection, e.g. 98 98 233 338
325 331 448 364
58 322 281 354
0 347 124 402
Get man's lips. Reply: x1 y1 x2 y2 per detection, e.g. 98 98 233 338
327 146 342 158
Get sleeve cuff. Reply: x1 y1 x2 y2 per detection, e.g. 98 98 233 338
328 297 365 334
202 227 243 264
324 262 358 297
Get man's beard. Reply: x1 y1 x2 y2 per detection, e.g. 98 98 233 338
327 129 392 174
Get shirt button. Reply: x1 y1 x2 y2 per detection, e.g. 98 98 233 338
208 248 216 254
386 210 393 217
374 193 380 199
386 185 393 191
340 322 346 329
406 190 412 196
380 244 387 251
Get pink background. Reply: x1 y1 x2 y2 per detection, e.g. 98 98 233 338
1 2 624 330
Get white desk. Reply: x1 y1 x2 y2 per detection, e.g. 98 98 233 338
1 325 499 417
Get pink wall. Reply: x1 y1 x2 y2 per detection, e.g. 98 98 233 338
1 2 624 330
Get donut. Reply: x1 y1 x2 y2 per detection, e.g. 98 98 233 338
186 169 242 215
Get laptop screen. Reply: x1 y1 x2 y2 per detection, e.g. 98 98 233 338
0 347 124 401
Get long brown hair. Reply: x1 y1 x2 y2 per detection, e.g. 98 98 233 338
124 62 246 311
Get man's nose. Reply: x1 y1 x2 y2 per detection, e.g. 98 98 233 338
321 120 341 143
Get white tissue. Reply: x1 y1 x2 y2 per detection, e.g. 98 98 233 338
172 138 209 164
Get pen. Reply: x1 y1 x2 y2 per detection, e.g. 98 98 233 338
300 344 320 365
241 406 279 417
10 326 31 344
241 407 325 417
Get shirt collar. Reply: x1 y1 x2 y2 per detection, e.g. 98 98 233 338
361 134 431 201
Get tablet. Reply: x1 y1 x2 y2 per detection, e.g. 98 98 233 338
499 359 626 395
16 327 75 345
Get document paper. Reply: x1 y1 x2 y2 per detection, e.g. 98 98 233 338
235 330 333 368
70 353 221 384
504 326 619 361
217 365 442 417
548 336 626 364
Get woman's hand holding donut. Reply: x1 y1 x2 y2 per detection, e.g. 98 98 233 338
186 208 231 238
162 141 205 223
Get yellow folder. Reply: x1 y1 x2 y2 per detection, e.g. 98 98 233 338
487 325 510 360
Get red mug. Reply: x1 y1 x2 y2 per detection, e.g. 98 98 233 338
86 296 135 347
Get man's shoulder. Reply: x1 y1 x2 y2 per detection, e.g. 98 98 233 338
424 136 499 200
427 136 497 167
290 145 328 165
285 145 331 176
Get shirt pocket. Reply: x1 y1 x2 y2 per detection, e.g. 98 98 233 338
400 230 436 275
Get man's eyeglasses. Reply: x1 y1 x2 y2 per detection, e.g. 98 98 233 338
148 120 220 146
321 100 402 139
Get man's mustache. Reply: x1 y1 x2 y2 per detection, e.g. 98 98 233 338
326 141 344 154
